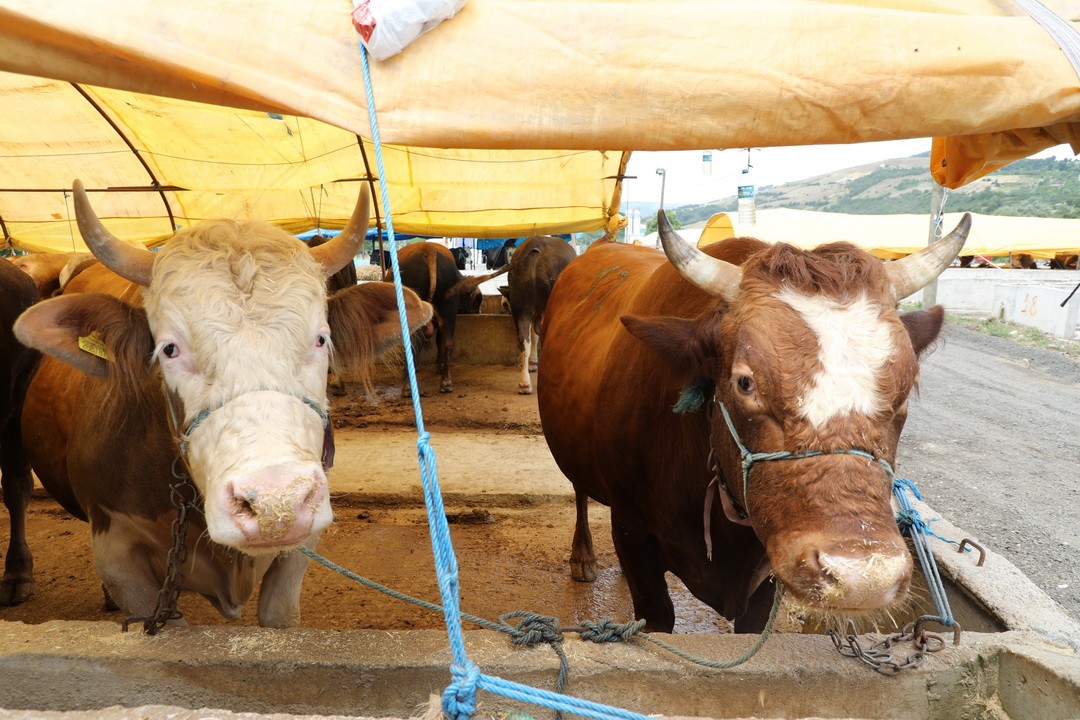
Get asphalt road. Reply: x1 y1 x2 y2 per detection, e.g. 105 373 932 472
896 322 1080 621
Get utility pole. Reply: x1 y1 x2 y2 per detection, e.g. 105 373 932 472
656 168 666 209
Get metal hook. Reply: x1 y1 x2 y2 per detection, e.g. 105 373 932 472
958 538 986 566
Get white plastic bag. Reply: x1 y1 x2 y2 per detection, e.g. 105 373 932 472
352 0 468 61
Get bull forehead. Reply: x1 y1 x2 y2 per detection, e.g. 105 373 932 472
773 288 897 428
143 226 328 396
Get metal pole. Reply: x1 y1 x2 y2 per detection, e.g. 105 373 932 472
923 181 946 307
656 168 666 209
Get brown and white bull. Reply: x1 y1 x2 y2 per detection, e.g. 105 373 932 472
537 212 970 632
14 181 432 626
497 235 577 395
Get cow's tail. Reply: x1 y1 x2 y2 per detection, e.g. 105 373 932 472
425 246 439 302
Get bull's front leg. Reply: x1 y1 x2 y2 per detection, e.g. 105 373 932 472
0 423 34 605
610 503 675 633
256 536 318 628
569 490 596 582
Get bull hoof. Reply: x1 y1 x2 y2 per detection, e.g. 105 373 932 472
0 577 33 606
528 361 538 373
329 381 347 397
570 561 597 583
518 383 533 395
440 382 453 393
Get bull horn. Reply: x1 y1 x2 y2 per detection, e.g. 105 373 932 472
73 180 155 286
310 185 370 276
658 210 741 302
886 213 972 303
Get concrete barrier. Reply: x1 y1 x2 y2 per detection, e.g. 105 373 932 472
908 268 1080 338
416 313 519 366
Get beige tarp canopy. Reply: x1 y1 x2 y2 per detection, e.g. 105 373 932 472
653 209 1080 260
2 0 1080 251
0 72 625 252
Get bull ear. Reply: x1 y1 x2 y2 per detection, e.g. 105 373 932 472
14 293 153 379
900 305 945 357
328 282 435 373
621 314 719 377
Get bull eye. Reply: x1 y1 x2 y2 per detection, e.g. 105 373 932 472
736 375 755 394
315 334 328 348
162 343 180 359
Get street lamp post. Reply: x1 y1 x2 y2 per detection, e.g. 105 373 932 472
655 168 666 209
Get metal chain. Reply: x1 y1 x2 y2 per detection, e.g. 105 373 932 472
828 619 947 675
121 457 199 635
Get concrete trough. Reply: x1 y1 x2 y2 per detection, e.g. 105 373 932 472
2 496 1078 720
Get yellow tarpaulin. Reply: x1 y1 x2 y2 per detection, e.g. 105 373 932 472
660 209 1080 260
1 1 1080 250
0 73 624 252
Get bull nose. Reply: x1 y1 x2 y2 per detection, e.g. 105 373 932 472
226 465 327 547
792 542 911 610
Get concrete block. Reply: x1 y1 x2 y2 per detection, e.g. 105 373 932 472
992 283 1079 338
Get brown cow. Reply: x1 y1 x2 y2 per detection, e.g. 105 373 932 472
387 242 506 394
537 212 970 633
0 259 40 605
14 181 432 626
9 251 90 298
497 235 577 394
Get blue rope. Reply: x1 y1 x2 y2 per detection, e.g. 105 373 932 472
358 41 652 720
892 477 956 628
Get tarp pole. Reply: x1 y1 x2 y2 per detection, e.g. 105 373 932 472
356 136 386 272
923 181 946 307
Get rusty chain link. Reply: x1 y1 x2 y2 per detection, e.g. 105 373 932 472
828 619 949 675
121 457 199 635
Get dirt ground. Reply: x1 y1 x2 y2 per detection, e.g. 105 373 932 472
0 362 730 634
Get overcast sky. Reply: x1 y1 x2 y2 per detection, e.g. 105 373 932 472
623 140 1076 208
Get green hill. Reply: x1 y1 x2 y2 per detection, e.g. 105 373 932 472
669 154 1080 229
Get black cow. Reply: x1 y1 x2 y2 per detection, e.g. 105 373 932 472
388 242 507 393
0 258 41 606
484 239 518 270
450 247 469 270
497 236 576 395
370 248 392 270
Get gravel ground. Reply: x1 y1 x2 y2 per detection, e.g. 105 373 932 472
897 322 1080 620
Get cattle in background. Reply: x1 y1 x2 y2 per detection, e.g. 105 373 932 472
483 239 517 271
387 242 507 394
451 246 469 270
1051 253 1079 270
497 236 576 394
1010 254 1038 269
370 248 392 270
537 212 970 632
0 260 40 606
10 251 91 298
14 181 432 626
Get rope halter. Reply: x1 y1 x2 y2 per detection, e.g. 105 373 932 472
704 395 895 559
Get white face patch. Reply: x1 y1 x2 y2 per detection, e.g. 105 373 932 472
773 289 895 428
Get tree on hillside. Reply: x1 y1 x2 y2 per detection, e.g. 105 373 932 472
644 210 682 236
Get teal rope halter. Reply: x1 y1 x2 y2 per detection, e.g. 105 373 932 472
711 396 895 521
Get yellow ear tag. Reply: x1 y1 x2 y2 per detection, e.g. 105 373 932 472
78 331 109 360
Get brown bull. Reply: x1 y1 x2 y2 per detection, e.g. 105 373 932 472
498 235 577 395
14 181 432 626
537 212 970 633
